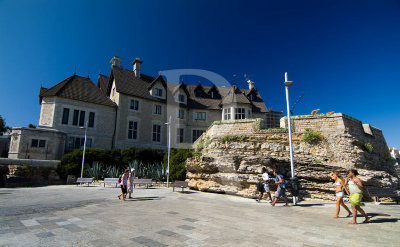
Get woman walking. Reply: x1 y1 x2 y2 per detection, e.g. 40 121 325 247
256 167 273 203
330 171 352 218
118 169 129 201
270 169 289 206
346 169 371 224
127 168 135 199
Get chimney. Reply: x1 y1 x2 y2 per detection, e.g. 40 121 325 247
247 79 254 90
132 57 143 78
110 55 121 68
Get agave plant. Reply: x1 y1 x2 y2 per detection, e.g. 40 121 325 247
87 162 103 180
105 166 121 178
128 160 166 181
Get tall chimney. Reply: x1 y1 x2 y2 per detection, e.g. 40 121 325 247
132 57 143 78
247 79 254 90
110 55 122 68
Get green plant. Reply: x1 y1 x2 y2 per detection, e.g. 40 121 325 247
313 159 322 164
204 136 211 146
58 147 166 179
129 160 166 181
193 152 202 157
163 149 193 181
14 164 32 177
302 128 323 144
238 136 246 141
0 115 10 135
364 142 373 153
196 141 204 153
86 162 103 180
220 135 244 143
105 166 121 178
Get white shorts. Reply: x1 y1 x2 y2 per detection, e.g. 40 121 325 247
263 183 270 193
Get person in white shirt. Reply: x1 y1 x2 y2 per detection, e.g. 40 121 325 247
256 167 272 202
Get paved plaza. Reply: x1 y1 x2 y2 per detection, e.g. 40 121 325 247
0 185 399 247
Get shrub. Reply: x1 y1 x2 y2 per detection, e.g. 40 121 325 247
163 149 193 181
14 164 32 177
302 128 323 144
58 147 166 179
364 142 373 153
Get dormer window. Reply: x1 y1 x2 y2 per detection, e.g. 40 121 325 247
154 88 163 97
178 94 185 103
195 90 202 97
210 91 215 99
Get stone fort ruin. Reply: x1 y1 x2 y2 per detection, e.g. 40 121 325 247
186 113 398 200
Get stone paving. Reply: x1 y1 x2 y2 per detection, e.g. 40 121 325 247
0 185 399 247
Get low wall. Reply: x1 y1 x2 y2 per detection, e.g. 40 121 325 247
0 158 61 187
0 158 60 168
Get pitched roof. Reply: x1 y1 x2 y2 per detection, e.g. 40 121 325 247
148 75 167 90
109 66 268 113
97 74 111 95
221 85 251 105
111 66 165 102
39 75 117 107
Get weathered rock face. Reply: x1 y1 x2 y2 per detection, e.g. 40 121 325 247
186 114 398 201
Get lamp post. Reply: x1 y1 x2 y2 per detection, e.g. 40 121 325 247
80 121 88 183
284 72 297 205
165 115 171 187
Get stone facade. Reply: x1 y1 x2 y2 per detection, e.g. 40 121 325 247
8 127 66 160
39 97 116 152
186 114 398 201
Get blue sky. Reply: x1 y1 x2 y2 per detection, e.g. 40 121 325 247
0 0 399 148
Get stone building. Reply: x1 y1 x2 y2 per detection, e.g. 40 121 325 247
9 56 279 160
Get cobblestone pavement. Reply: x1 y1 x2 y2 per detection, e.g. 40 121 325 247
0 185 399 247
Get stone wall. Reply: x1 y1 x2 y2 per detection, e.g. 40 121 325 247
186 115 398 201
0 158 61 187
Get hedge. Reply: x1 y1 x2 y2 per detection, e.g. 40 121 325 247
58 147 191 182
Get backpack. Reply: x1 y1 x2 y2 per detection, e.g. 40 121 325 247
278 175 288 189
118 175 122 183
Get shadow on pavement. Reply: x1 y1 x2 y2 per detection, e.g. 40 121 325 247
368 212 391 217
174 191 197 194
370 218 400 224
295 203 325 207
127 196 163 201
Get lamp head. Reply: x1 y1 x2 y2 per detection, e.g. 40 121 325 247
284 81 293 86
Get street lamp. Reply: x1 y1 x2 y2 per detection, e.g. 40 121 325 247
165 115 171 187
80 121 88 183
284 72 297 205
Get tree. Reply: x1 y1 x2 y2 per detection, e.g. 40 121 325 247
0 115 9 136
